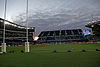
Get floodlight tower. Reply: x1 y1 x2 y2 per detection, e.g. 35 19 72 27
1 0 7 53
25 0 30 52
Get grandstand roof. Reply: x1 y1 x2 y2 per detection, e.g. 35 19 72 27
0 18 35 30
85 21 100 28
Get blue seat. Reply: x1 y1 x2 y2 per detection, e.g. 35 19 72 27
53 50 56 52
82 49 86 52
96 49 100 51
68 50 71 52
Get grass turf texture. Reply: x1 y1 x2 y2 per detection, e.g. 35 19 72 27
0 43 100 67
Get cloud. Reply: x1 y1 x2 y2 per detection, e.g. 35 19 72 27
12 0 100 35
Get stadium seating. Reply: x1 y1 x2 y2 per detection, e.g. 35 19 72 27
37 29 88 44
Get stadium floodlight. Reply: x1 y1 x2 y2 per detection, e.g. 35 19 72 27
25 0 30 52
1 0 7 53
91 25 94 27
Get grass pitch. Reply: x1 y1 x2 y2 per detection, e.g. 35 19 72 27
0 43 100 67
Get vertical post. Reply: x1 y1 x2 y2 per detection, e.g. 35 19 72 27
25 0 29 52
59 29 61 44
26 0 28 44
2 0 7 53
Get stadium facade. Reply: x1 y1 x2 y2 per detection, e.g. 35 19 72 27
0 18 35 46
85 21 100 42
37 29 88 44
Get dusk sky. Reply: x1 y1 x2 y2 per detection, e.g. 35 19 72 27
0 0 100 35
0 0 100 21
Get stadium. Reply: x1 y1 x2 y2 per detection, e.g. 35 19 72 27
37 29 88 44
0 0 100 67
1 18 99 67
0 18 35 46
85 21 100 42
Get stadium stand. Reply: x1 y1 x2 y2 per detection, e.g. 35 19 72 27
85 21 100 42
0 18 35 46
37 29 88 44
